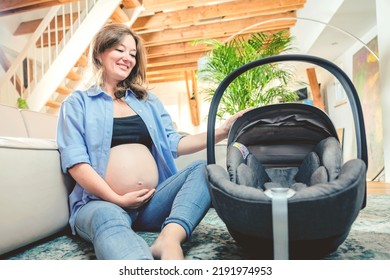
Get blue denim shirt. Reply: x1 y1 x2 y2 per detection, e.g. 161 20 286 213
57 86 183 233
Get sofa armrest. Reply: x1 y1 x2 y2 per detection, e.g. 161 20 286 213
0 137 73 255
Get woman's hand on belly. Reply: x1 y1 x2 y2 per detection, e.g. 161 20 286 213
105 143 159 196
117 188 156 209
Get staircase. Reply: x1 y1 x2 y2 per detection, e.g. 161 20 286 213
0 0 143 113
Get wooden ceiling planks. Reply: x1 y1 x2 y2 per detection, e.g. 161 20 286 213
1 0 306 83
137 0 306 83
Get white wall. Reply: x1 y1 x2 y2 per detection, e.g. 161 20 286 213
323 25 386 180
376 0 390 182
149 81 210 135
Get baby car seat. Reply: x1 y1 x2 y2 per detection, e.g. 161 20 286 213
205 54 368 259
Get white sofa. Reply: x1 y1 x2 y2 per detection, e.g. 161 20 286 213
0 104 227 256
0 104 72 255
0 137 74 255
0 104 58 139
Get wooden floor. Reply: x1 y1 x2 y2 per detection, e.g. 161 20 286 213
367 181 390 195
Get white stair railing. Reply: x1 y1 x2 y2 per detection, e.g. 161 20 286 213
0 0 121 111
0 5 60 106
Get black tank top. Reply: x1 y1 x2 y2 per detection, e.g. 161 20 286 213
111 115 153 149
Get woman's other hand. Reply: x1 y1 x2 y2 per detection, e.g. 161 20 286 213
177 107 253 156
118 188 156 210
217 107 253 140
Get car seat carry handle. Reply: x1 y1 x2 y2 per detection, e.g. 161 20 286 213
206 54 368 169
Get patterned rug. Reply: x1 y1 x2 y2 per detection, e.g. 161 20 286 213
4 195 390 260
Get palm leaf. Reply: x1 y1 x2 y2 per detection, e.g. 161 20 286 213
194 30 299 119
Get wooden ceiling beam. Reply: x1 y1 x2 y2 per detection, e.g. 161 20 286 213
0 0 306 85
134 0 304 32
0 0 55 11
145 27 289 82
0 0 77 16
147 70 185 82
148 71 184 79
141 0 235 14
146 41 212 58
145 33 264 58
10 0 304 35
147 51 205 68
148 75 186 84
140 11 296 47
147 62 198 75
143 22 294 48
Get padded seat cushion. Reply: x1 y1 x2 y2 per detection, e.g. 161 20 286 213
294 137 340 186
228 142 270 188
310 166 328 185
294 152 320 185
314 137 342 181
228 137 340 191
236 154 270 189
227 143 247 183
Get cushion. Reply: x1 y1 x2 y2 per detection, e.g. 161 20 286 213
236 158 270 189
294 152 321 185
226 144 247 183
310 166 328 185
314 137 342 181
246 153 270 186
228 142 270 188
236 163 260 188
290 182 308 191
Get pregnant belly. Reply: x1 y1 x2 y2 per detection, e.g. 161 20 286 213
105 143 158 195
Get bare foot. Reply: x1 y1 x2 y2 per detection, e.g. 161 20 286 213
150 223 186 260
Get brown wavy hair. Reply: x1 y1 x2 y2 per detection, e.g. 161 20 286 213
91 23 148 99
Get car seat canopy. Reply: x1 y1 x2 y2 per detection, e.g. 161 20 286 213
228 103 339 168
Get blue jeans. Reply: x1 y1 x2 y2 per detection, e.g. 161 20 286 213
73 160 211 260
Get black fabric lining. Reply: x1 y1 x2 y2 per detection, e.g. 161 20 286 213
111 115 152 149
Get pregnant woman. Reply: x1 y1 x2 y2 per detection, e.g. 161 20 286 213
57 23 248 260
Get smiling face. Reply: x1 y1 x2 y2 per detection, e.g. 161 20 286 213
97 34 137 92
91 24 148 99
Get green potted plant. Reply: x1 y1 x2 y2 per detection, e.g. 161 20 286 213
194 30 299 120
17 97 29 109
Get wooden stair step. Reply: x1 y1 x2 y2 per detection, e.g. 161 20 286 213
66 70 82 81
76 54 88 67
122 0 142 9
110 6 130 23
56 85 73 95
45 100 61 108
